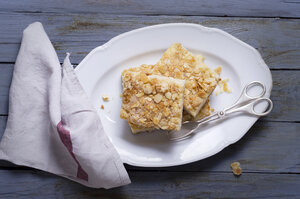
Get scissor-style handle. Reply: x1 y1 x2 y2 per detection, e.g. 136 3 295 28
244 81 266 99
227 97 273 117
225 81 266 112
238 81 266 103
248 98 273 116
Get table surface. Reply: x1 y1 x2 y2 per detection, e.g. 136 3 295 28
0 1 300 198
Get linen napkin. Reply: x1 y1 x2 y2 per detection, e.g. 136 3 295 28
0 22 131 188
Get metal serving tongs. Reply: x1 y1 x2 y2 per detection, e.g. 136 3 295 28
168 81 273 141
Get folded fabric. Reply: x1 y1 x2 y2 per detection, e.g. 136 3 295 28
0 22 131 188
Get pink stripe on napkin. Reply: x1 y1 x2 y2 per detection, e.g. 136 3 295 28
57 121 88 181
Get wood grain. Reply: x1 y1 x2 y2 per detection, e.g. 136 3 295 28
0 169 299 199
0 13 299 68
1 64 299 122
1 0 300 18
0 2 299 197
1 116 299 173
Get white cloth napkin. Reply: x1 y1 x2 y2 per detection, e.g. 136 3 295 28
0 22 131 188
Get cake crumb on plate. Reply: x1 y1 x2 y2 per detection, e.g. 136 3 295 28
102 95 110 101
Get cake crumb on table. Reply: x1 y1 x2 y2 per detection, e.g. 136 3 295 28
231 162 242 176
100 105 104 109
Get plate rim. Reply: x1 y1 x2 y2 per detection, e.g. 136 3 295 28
75 23 273 167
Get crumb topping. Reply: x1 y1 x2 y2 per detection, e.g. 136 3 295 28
120 71 185 131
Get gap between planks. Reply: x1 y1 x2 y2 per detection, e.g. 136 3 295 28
1 11 300 19
1 0 300 19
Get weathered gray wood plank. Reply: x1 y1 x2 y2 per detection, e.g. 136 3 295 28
268 71 300 122
0 64 13 115
1 64 299 122
1 116 299 173
1 0 300 18
0 117 6 134
0 169 299 199
0 1 298 198
0 13 299 68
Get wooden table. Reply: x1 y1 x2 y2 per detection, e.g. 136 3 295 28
0 1 300 198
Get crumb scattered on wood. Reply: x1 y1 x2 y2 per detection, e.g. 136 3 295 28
231 162 242 176
102 95 110 101
100 105 104 109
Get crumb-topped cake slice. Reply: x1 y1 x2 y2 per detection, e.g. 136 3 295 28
120 70 185 132
129 100 212 134
152 43 220 117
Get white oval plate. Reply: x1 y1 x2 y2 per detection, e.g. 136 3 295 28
75 23 272 167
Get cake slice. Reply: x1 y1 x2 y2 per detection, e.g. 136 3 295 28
129 100 212 134
120 70 185 131
152 43 220 117
120 43 221 134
